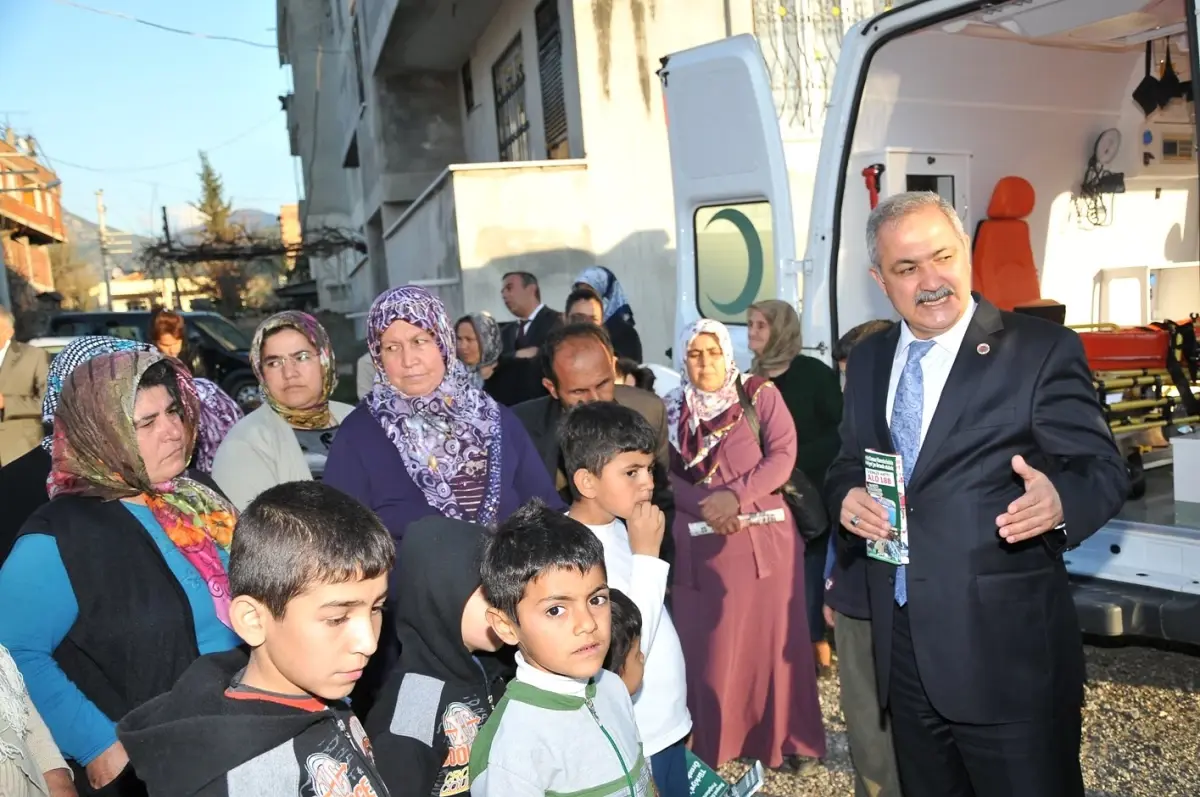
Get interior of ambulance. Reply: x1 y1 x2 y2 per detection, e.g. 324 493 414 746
660 0 1199 640
828 0 1198 533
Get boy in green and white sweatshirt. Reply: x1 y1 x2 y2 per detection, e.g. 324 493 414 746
469 500 656 797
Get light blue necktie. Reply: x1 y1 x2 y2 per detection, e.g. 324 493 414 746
890 340 935 606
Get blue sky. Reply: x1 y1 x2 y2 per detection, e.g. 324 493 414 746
0 0 298 236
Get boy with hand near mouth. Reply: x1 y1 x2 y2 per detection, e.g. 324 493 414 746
469 500 654 796
366 515 509 797
117 482 394 797
561 402 692 797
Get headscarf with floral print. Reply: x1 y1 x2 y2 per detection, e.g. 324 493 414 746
48 350 237 626
665 318 769 483
250 311 338 430
367 286 503 526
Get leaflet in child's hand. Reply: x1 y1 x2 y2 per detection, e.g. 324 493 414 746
684 750 765 796
863 449 909 566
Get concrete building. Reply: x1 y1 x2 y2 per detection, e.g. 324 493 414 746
89 271 215 312
0 129 63 305
277 0 894 361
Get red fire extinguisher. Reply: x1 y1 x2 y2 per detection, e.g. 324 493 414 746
862 163 886 210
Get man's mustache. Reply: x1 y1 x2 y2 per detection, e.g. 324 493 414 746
916 285 955 305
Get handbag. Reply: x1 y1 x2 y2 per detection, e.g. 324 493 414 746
735 377 830 542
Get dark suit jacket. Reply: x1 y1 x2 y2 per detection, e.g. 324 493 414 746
0 340 48 466
512 384 676 577
825 297 1127 725
501 307 562 353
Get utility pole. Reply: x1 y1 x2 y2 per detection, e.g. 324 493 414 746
96 190 112 311
161 206 182 310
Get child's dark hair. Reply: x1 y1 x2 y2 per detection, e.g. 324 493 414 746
603 588 642 674
230 481 395 618
559 402 657 490
481 499 606 622
615 357 656 392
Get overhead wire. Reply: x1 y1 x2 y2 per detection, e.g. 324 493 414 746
39 113 283 174
47 0 276 49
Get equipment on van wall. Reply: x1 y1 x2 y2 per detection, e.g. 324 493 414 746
1076 128 1125 226
1132 40 1193 116
862 163 885 210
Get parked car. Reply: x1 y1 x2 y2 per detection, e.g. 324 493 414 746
45 311 261 411
26 336 78 362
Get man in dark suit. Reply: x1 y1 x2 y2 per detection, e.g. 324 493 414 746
0 306 48 466
512 322 675 575
826 192 1127 797
500 271 562 355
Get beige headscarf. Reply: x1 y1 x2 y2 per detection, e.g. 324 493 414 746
749 299 803 376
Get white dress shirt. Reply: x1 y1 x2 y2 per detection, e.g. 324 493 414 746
520 304 546 337
0 339 10 371
885 299 978 446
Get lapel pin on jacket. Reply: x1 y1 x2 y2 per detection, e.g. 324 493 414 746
977 342 991 355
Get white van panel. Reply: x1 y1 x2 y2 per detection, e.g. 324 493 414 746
659 33 797 370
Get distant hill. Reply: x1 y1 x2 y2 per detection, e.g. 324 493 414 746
62 210 153 279
176 208 282 245
63 208 282 273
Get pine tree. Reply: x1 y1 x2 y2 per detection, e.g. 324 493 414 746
192 151 235 243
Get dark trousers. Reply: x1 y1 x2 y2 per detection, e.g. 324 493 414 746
834 611 902 797
649 739 689 797
804 535 829 644
889 604 1085 797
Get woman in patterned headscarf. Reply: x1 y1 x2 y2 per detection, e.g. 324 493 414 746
0 336 154 566
0 350 240 794
325 286 560 712
664 319 826 774
211 311 355 510
574 265 643 362
454 311 543 407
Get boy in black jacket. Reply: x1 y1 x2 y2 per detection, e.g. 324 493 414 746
365 515 509 797
117 481 395 797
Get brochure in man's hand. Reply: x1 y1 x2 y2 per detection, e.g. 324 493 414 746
685 750 765 797
863 449 909 566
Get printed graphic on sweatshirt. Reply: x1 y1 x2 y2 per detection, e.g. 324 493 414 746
435 699 488 796
301 732 381 797
348 715 375 762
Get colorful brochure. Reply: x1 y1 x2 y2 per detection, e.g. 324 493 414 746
863 449 908 565
685 750 765 797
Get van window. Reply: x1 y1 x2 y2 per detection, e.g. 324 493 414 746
103 323 145 342
192 316 252 351
694 201 777 325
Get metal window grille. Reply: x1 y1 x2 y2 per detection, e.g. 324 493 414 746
492 35 530 162
536 0 568 158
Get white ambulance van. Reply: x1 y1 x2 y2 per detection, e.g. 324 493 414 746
660 0 1200 643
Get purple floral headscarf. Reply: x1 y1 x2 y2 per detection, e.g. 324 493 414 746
191 377 243 473
365 286 503 526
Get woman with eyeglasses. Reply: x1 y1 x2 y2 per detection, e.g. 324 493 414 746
210 312 354 510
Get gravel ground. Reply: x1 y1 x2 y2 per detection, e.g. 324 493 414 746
718 641 1200 796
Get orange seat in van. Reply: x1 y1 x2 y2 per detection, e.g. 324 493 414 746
972 176 1065 322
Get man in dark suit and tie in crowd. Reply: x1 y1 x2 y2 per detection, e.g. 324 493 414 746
826 191 1128 797
500 271 562 355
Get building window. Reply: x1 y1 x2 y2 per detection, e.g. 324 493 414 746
462 61 476 112
536 0 568 159
492 35 530 162
351 15 366 105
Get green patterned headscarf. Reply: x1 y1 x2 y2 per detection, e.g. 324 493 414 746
249 311 338 430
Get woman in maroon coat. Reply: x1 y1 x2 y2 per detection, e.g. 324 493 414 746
665 319 826 773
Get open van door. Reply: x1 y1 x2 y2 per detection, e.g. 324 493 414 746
659 34 798 370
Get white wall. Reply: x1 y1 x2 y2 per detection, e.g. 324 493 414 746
835 30 1197 333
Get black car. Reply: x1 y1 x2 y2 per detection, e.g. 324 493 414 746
47 311 261 411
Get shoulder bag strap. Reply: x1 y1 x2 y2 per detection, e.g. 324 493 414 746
735 377 764 449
